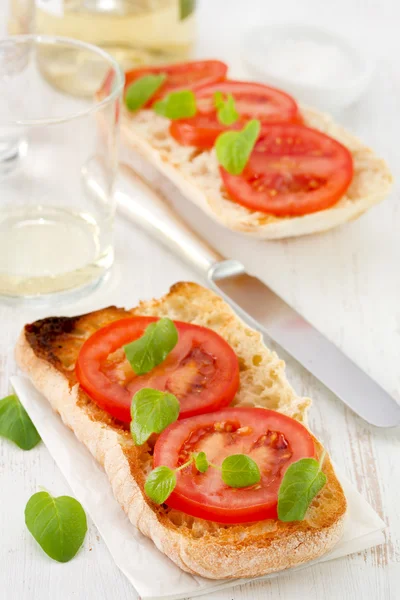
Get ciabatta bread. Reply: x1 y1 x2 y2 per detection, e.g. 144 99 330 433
121 107 392 239
15 282 346 579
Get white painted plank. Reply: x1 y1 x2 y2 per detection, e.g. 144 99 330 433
1 1 399 598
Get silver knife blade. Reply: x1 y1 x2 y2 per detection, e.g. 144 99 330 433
209 260 400 428
116 165 400 428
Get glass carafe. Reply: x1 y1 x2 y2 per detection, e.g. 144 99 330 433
35 0 197 71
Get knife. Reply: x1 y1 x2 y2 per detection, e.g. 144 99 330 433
115 164 400 428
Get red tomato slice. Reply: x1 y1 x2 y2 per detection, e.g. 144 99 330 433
124 60 228 106
220 123 353 216
76 317 239 423
154 407 316 523
170 80 302 148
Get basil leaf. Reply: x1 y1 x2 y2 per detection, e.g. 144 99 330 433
221 454 261 488
193 451 209 473
215 119 260 175
145 466 177 504
153 90 197 120
0 394 40 450
277 457 327 522
25 491 87 562
130 388 180 445
124 317 178 376
125 74 166 112
179 0 196 20
214 92 239 126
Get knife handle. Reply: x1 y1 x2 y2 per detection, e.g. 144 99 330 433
116 164 223 275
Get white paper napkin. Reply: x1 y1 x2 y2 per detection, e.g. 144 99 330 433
11 375 386 600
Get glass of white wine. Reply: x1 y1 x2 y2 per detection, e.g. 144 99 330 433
0 35 124 301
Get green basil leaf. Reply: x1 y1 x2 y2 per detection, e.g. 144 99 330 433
124 317 178 376
145 466 177 504
221 454 261 488
25 491 87 562
215 119 260 175
130 388 180 445
277 457 327 522
125 74 166 112
0 394 40 450
193 451 209 473
153 90 197 120
179 0 196 20
214 92 239 126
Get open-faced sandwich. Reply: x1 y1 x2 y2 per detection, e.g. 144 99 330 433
112 59 392 239
16 283 346 578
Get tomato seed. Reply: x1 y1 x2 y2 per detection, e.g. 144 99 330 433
237 426 252 435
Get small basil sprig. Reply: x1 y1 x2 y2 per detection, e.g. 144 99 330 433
130 388 180 445
216 119 260 175
179 0 196 20
145 453 206 504
214 92 239 126
0 394 40 450
145 451 260 504
193 451 209 473
221 454 261 488
25 490 87 562
145 466 177 504
153 90 197 120
125 74 166 112
277 452 327 522
124 317 178 376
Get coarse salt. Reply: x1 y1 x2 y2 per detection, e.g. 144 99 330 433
262 38 355 86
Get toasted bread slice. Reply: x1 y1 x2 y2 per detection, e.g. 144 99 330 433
15 282 346 579
121 106 392 239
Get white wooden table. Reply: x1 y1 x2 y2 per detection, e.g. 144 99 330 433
1 1 399 598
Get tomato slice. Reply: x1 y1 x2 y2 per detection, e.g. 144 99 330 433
154 407 316 523
124 60 228 106
170 80 302 148
220 123 353 216
76 317 239 423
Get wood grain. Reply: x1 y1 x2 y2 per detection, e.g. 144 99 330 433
1 1 399 598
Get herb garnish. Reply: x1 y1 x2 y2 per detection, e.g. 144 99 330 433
215 119 260 175
124 317 178 376
277 452 327 522
153 90 197 120
0 394 40 450
145 446 326 522
25 490 87 562
221 454 261 488
144 451 260 504
130 388 180 446
214 91 239 126
125 74 166 112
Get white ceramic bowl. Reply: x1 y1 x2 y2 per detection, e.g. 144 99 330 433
242 24 375 113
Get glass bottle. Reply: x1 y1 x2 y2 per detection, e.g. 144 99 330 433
7 0 35 35
35 0 197 71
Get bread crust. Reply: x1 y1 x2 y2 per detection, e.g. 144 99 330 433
15 282 346 579
121 106 393 239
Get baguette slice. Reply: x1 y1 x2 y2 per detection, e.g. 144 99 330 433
15 282 346 579
121 106 392 239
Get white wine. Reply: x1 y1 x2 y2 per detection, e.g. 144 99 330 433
0 35 121 301
35 0 196 71
0 206 113 297
7 0 35 35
